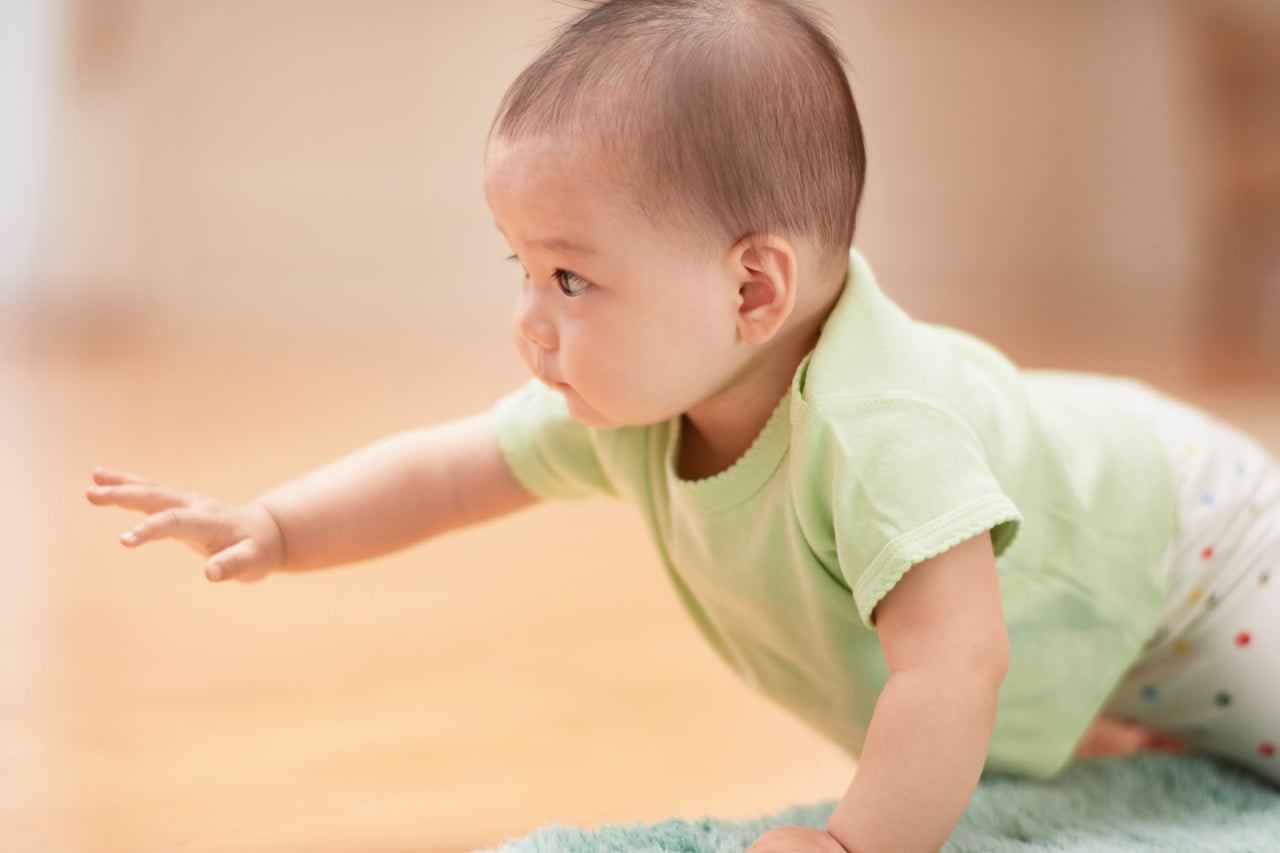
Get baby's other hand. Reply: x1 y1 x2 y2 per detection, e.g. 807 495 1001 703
1072 716 1188 759
746 826 850 853
86 467 285 583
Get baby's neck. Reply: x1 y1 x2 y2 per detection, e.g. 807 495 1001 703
675 328 815 481
676 261 843 481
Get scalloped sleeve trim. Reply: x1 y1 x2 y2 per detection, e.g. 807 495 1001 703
853 493 1022 627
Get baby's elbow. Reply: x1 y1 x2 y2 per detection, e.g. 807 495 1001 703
987 650 1010 694
980 624 1011 690
954 622 1009 693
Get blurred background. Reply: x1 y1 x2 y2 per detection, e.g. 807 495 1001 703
2 1 1278 851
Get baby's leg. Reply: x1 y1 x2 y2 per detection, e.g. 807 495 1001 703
1103 546 1280 785
1099 382 1280 784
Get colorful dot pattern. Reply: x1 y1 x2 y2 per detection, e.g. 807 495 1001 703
1095 380 1280 784
1132 613 1273 763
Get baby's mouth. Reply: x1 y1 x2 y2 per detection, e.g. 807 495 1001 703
534 371 570 392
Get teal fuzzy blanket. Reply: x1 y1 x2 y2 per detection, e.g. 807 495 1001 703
484 754 1280 852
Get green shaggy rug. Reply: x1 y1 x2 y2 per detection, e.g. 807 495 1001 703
483 754 1280 852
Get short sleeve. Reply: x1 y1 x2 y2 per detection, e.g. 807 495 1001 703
797 396 1022 628
491 380 618 500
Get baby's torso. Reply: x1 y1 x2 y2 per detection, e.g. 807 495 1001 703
631 406 887 757
491 250 1184 779
616 360 1181 779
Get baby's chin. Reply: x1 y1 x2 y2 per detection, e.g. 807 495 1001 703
558 385 674 431
560 391 624 430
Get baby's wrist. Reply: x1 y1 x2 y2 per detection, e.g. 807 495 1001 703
248 499 289 572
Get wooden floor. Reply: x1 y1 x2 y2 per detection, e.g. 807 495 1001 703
3 316 1278 853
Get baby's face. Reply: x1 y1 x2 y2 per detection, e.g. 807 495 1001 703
485 137 749 429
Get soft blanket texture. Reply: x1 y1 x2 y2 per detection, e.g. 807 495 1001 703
484 754 1280 852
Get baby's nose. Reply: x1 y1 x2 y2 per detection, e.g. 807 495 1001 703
514 293 557 352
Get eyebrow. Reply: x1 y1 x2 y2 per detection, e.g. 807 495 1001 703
530 237 599 257
495 223 599 258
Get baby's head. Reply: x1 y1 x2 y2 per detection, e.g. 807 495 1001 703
491 0 865 274
485 0 866 429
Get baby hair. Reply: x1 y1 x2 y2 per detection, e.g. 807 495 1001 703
490 0 867 270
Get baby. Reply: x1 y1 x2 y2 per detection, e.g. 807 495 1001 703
87 2 1280 851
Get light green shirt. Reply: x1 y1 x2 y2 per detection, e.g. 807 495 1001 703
492 249 1176 779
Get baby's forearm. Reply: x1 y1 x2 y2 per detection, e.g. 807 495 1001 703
257 412 537 572
827 668 999 853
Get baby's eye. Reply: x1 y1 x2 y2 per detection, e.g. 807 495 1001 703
554 269 591 297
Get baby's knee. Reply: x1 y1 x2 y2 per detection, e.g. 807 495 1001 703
746 826 847 853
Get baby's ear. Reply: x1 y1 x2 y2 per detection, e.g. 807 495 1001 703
729 235 799 345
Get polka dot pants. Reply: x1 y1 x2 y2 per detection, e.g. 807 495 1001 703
1084 376 1280 785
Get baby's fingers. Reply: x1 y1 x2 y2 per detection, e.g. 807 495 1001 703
206 540 270 583
88 483 188 514
123 508 221 548
91 467 159 488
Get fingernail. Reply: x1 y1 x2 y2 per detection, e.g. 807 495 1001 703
207 564 222 582
121 531 138 544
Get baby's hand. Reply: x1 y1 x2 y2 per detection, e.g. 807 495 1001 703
86 467 286 583
746 827 849 853
1072 716 1187 759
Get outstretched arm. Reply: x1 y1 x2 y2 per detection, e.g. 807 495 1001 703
252 412 537 571
87 412 539 582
